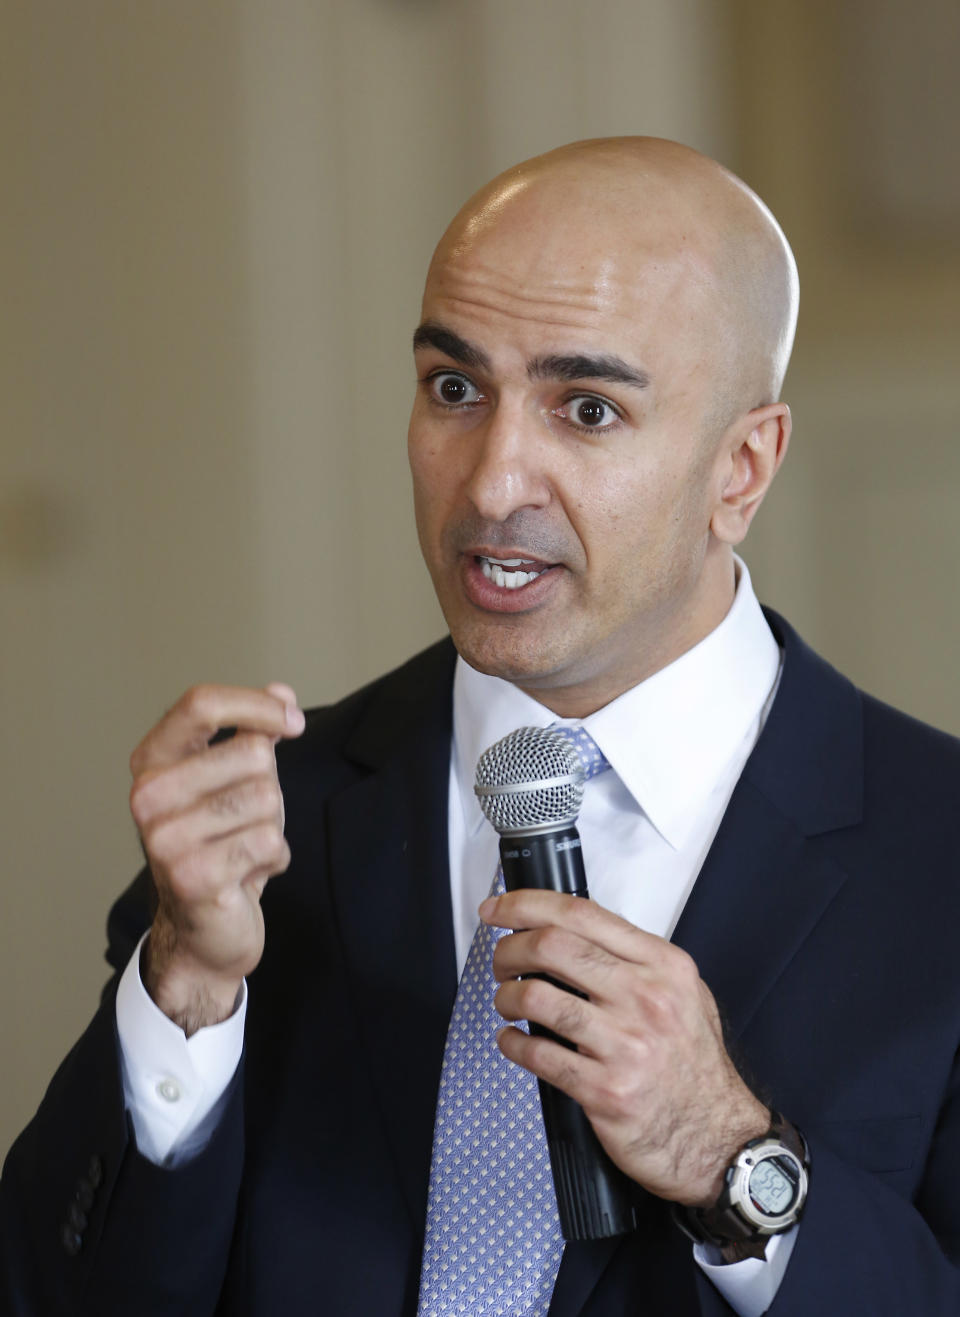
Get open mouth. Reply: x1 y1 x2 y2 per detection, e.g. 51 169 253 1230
476 554 552 590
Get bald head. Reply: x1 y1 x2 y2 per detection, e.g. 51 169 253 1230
410 137 798 711
427 136 798 436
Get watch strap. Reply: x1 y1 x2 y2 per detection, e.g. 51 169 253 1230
674 1112 808 1253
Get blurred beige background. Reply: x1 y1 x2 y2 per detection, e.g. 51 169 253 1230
2 0 958 1158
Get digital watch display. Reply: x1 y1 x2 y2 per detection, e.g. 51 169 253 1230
748 1153 799 1215
729 1134 807 1234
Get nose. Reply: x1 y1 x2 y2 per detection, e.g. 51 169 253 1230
462 402 552 523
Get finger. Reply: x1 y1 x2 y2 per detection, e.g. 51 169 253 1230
496 1023 601 1102
264 681 299 706
131 684 305 774
493 925 629 1004
481 889 671 969
155 819 291 904
264 683 300 747
130 733 279 826
141 774 285 860
494 976 614 1059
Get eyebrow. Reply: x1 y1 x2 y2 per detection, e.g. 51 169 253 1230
528 353 650 390
412 322 492 372
412 320 650 391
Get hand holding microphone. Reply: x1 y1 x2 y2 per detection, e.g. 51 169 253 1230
475 725 770 1228
474 725 639 1240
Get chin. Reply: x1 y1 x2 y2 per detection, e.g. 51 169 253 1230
451 624 569 689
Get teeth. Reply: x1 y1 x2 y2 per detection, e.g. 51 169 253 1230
480 558 543 589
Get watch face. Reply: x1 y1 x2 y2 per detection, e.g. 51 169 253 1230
748 1155 799 1217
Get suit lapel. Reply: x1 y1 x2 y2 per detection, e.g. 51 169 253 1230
326 641 459 1232
552 611 865 1316
672 778 849 1038
675 609 863 1036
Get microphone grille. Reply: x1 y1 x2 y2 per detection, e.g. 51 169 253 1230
474 725 585 836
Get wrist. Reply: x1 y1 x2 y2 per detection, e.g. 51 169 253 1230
685 1097 771 1209
674 1112 809 1259
141 932 244 1036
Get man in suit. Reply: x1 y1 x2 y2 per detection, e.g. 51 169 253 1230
3 137 960 1315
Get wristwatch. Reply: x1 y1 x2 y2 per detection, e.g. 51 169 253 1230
675 1112 809 1253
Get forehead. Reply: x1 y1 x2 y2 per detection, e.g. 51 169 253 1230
422 193 719 380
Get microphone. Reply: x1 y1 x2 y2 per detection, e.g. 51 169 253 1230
475 726 639 1241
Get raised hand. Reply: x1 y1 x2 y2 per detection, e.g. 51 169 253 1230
128 682 305 1035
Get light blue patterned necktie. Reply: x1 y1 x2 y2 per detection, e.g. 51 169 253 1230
416 725 609 1317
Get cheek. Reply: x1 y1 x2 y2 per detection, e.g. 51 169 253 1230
408 428 464 558
406 407 432 482
408 413 443 495
581 462 668 542
580 457 711 578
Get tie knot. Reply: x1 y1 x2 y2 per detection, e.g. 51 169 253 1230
550 723 609 781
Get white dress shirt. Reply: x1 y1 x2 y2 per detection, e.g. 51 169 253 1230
116 557 794 1316
449 558 780 969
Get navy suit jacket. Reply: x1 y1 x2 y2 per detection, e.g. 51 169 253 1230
3 610 960 1314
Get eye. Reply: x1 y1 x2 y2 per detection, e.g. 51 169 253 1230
553 394 622 432
425 371 484 408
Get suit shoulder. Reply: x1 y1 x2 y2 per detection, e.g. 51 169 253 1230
860 688 960 785
766 603 960 769
277 637 456 781
755 606 960 832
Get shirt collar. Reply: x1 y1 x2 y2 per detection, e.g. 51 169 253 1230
452 556 781 850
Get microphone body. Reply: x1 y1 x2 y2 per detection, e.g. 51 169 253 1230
477 729 640 1241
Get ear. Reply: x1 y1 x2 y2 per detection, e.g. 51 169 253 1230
710 402 791 545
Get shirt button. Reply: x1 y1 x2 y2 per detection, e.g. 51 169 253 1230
156 1077 181 1103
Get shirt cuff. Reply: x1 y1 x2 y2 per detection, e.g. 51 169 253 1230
693 1227 799 1317
115 932 246 1167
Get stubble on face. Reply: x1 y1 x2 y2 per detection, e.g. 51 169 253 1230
409 138 797 715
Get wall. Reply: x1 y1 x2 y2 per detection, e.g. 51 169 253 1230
2 0 958 1158
733 0 960 727
1 0 734 1159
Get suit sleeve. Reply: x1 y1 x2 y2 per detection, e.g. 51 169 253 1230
690 1087 960 1315
766 1117 960 1313
0 871 247 1317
